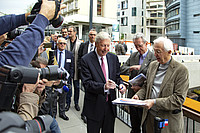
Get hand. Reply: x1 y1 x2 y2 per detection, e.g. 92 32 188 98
35 79 46 94
131 85 141 92
22 74 40 93
144 99 155 109
44 79 61 87
0 33 7 45
132 95 139 100
105 80 116 90
129 65 141 72
39 0 66 20
38 43 46 55
119 84 126 94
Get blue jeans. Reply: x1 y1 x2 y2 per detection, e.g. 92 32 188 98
50 118 61 133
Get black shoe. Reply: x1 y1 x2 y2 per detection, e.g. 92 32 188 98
75 104 80 111
81 114 87 123
65 105 70 111
59 114 69 121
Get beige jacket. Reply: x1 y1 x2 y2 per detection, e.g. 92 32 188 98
136 58 189 133
66 38 81 80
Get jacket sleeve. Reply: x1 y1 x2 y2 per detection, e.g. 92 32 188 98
17 92 39 121
0 14 28 35
0 14 49 67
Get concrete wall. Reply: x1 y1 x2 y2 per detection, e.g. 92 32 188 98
118 55 200 88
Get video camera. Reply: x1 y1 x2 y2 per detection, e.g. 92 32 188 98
0 112 53 133
0 65 68 111
27 0 64 28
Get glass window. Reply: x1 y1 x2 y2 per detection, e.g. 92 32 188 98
132 7 137 16
131 25 136 34
121 0 128 9
97 0 102 16
121 17 128 26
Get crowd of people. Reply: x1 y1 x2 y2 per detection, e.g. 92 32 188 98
0 0 189 133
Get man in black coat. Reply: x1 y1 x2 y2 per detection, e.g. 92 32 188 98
81 32 126 133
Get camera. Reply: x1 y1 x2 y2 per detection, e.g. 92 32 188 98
0 65 68 84
0 111 53 133
0 65 69 110
7 29 24 40
27 0 64 28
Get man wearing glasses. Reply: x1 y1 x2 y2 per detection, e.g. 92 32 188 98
53 37 74 120
121 32 156 133
133 37 189 133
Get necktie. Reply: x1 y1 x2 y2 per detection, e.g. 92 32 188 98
101 57 106 81
90 43 93 52
59 51 62 67
139 54 144 65
101 57 108 101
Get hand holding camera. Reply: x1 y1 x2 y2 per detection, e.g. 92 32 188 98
27 0 66 28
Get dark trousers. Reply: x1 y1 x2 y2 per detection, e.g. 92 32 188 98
73 79 80 105
130 106 143 133
52 91 66 116
87 97 115 133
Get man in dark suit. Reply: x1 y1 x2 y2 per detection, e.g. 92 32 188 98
81 32 126 133
78 29 97 123
121 33 156 133
52 37 74 121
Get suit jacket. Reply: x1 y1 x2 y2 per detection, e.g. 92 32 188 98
136 58 189 133
81 51 123 121
77 41 90 78
55 50 74 84
120 50 156 98
66 38 81 80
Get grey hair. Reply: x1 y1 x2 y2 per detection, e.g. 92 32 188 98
153 37 173 52
57 37 66 44
89 28 96 33
95 32 111 44
36 56 48 65
133 32 147 44
68 26 77 32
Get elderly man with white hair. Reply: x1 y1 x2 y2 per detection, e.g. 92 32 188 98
133 37 189 133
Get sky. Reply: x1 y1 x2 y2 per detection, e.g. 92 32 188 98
0 0 37 14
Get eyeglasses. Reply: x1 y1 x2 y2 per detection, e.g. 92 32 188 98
153 49 163 54
68 31 73 32
59 42 66 45
89 34 96 36
62 32 67 33
135 43 144 49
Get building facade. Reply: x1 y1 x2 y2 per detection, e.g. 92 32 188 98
62 0 118 41
165 0 200 54
117 0 165 43
145 0 165 43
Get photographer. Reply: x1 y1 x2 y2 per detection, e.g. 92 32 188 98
0 0 66 67
15 58 62 133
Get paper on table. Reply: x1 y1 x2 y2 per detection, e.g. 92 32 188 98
112 98 146 106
